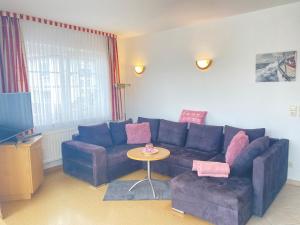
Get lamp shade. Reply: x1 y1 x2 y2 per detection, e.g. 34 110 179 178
195 59 212 70
134 65 145 74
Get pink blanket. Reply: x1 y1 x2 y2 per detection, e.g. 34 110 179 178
192 160 230 178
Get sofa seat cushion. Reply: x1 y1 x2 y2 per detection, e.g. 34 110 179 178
170 171 253 210
107 144 143 166
185 124 224 152
171 149 218 168
159 143 218 168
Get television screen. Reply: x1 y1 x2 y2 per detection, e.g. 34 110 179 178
0 93 34 143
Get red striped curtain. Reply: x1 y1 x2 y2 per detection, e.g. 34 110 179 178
0 15 28 93
108 37 123 121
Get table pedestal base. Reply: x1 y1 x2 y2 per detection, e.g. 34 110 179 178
128 161 156 198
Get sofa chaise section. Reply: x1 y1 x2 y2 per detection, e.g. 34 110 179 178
171 172 253 225
170 138 289 225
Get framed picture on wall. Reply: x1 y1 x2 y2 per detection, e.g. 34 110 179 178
256 51 297 82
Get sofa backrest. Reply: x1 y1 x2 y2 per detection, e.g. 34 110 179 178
185 123 224 153
157 119 188 147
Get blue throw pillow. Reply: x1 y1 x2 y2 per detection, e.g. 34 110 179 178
158 119 187 146
185 124 224 152
109 119 133 145
137 117 160 143
78 123 113 147
231 136 270 177
223 125 265 153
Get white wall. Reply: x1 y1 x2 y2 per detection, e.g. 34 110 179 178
119 3 300 181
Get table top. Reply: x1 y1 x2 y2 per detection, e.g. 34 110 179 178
127 147 170 162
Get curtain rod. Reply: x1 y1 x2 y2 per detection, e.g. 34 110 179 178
0 10 117 38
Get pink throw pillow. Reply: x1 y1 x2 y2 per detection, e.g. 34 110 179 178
126 122 151 144
179 109 207 124
225 131 249 166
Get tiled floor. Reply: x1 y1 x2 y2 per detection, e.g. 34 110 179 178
1 169 300 225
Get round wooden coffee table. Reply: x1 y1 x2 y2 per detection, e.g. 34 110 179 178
127 147 170 198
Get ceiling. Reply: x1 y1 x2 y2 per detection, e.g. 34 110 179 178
1 0 300 38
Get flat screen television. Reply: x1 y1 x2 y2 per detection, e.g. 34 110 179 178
0 93 34 143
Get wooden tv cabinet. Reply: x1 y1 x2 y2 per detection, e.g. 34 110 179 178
0 136 44 202
0 203 2 218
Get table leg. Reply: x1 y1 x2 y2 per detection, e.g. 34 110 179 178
128 179 147 192
147 161 156 198
128 161 156 198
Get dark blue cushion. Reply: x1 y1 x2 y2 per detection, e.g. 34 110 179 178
185 124 223 152
137 117 160 143
109 119 133 145
231 136 270 177
158 119 187 146
78 123 113 147
223 125 265 152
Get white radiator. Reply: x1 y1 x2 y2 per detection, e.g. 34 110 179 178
41 128 77 169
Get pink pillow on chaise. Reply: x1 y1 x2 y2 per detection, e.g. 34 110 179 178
125 122 151 144
192 160 230 178
179 109 207 124
225 131 249 166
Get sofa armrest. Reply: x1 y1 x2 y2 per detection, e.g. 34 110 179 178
62 140 107 186
252 139 289 216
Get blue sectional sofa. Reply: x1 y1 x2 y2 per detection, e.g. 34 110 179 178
61 117 289 225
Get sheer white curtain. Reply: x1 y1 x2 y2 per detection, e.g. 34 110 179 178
20 21 111 131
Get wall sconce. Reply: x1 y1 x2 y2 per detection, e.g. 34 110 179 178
195 59 212 70
134 65 145 75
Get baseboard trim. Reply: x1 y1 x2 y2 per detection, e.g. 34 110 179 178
44 159 63 174
287 179 300 187
44 159 62 169
44 165 62 175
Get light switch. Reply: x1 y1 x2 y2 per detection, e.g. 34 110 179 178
288 105 298 117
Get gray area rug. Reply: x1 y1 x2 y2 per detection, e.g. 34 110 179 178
103 179 171 201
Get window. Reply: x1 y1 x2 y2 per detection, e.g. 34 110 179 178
21 21 111 131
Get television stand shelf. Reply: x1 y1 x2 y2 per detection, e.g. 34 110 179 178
0 136 44 202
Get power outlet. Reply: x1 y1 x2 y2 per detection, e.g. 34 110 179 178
288 105 298 117
288 161 293 168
